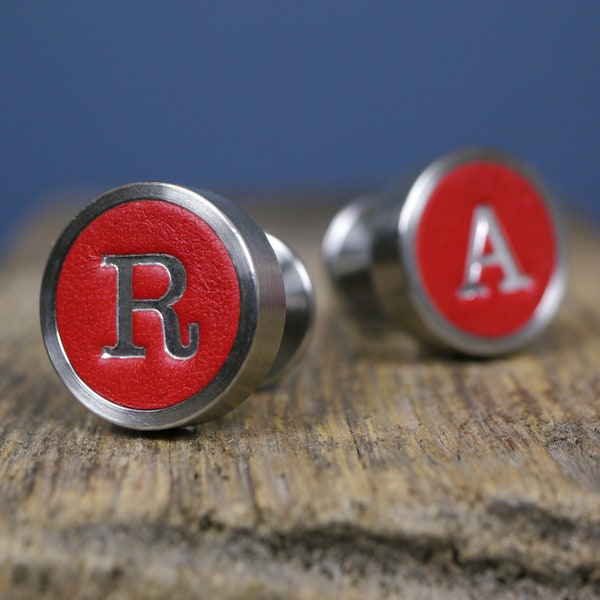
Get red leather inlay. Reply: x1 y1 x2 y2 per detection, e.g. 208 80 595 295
55 200 241 409
416 162 557 338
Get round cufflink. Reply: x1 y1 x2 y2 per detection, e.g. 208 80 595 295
323 148 566 356
40 182 314 430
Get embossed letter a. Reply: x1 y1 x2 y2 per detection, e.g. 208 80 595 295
457 205 532 300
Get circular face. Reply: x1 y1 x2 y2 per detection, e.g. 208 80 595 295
55 199 240 410
402 150 565 355
41 183 284 429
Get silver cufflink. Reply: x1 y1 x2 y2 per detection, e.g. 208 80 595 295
40 182 314 430
323 148 566 356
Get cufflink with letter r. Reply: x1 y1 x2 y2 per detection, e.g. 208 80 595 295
40 182 314 430
322 148 566 356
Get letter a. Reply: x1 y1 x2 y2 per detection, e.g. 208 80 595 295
457 205 532 300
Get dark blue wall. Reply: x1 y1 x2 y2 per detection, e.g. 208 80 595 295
1 2 599 248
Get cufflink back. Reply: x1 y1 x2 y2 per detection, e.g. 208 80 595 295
40 182 314 430
323 148 566 356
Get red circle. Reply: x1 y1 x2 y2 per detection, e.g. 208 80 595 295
55 200 241 410
415 161 557 338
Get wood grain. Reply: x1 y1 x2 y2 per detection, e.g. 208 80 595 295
1 194 600 599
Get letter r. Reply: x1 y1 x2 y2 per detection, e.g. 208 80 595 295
101 254 199 359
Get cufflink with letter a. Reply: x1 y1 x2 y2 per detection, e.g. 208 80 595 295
40 182 314 430
322 148 566 356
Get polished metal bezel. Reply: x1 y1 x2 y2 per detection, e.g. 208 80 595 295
40 182 285 430
399 148 567 356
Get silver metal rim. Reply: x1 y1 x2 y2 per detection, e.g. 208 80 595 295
40 182 286 430
399 148 567 356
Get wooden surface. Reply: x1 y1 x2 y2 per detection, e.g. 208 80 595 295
1 195 600 599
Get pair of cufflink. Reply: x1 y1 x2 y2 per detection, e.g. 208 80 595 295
40 148 566 431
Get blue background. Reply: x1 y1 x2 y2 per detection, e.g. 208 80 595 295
1 2 599 252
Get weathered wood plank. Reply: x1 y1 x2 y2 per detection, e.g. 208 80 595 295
1 195 600 598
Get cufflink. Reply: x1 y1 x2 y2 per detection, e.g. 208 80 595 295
322 148 566 356
40 182 314 430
